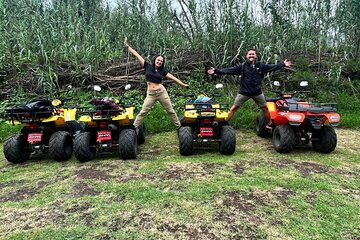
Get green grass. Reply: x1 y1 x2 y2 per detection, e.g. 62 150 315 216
0 129 359 239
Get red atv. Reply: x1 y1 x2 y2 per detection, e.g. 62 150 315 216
256 81 340 153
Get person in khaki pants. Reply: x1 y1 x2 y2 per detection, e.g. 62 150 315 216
124 37 189 130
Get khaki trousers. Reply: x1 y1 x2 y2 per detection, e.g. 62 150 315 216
133 85 181 129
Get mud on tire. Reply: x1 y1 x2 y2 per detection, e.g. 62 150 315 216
219 125 236 155
74 132 96 162
179 126 193 156
3 134 31 163
49 131 73 161
119 129 137 159
312 126 337 153
272 125 295 153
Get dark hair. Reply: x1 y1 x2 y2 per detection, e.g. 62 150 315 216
247 48 257 53
152 54 165 70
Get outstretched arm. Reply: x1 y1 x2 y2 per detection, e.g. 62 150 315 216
207 65 242 75
165 73 189 88
262 59 292 73
124 36 145 67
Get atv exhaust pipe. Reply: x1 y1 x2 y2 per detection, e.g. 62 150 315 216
108 124 117 131
212 121 219 127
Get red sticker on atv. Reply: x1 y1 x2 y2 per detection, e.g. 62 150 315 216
27 133 43 142
97 130 111 141
200 127 213 137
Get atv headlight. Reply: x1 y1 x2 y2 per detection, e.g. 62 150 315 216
330 116 339 121
288 114 302 121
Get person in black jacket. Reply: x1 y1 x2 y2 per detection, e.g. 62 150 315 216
207 48 292 128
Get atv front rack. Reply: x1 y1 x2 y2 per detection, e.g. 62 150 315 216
279 102 337 113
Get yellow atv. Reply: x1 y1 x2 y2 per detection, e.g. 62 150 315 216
74 85 137 162
179 84 236 155
3 98 80 163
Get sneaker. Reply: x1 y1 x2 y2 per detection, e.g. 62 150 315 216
265 124 273 130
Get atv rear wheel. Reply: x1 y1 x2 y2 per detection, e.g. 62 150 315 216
3 134 31 163
137 122 146 144
219 125 236 155
272 125 295 153
119 129 138 159
179 126 193 156
312 126 337 153
256 114 269 138
49 131 73 161
74 132 96 162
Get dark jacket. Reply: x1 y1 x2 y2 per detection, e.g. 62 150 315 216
214 60 285 96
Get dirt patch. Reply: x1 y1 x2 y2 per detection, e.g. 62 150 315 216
71 182 99 197
159 163 221 180
270 159 331 177
304 191 318 204
0 187 39 202
65 201 96 227
0 180 26 189
157 221 217 240
271 159 296 168
295 161 329 176
233 161 245 175
75 167 111 181
116 173 143 182
0 207 66 237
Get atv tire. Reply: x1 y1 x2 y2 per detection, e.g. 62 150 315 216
137 122 146 144
219 125 236 155
74 132 96 162
49 131 73 161
272 125 295 153
3 134 31 163
119 129 137 159
256 114 269 138
312 126 337 153
179 126 193 156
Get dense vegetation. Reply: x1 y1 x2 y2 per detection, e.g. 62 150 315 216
0 0 359 134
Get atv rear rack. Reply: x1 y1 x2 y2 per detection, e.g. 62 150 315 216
4 109 54 124
76 104 133 120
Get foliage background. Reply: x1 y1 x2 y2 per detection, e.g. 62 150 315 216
0 0 359 134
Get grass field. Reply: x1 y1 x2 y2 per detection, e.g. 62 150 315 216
0 128 359 240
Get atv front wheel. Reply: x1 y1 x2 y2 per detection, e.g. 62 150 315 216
49 131 73 161
272 125 295 153
179 126 193 156
256 114 269 138
74 132 96 162
219 125 236 155
119 129 138 159
3 134 31 163
312 126 337 153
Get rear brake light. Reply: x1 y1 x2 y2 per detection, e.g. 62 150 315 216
29 124 38 129
24 113 30 117
96 111 102 115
